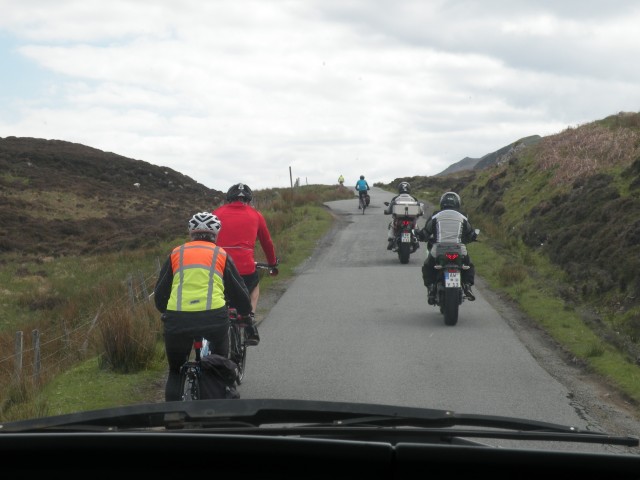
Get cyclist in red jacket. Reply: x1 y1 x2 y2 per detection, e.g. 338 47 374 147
213 183 278 346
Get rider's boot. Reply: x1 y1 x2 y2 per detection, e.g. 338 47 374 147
427 284 436 305
387 239 394 250
463 283 476 301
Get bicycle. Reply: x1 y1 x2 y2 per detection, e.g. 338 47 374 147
359 193 368 213
178 306 252 400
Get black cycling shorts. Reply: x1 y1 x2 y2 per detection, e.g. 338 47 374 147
242 272 259 293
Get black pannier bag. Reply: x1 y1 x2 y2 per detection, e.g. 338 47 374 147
365 194 371 206
199 354 240 399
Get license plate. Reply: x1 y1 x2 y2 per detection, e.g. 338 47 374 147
401 232 411 243
444 270 461 287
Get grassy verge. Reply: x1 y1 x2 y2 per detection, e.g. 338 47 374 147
470 238 640 408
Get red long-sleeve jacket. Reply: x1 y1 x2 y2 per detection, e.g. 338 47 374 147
213 201 277 275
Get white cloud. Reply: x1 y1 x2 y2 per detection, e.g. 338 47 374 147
1 0 640 190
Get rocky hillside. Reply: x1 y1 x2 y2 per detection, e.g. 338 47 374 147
0 137 224 257
436 135 541 176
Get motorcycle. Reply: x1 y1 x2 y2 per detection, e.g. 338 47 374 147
422 229 480 326
384 200 424 264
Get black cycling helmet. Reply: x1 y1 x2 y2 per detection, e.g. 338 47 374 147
398 181 410 194
226 183 253 202
360 175 365 180
439 191 461 211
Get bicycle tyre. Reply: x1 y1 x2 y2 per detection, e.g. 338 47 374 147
360 196 366 214
230 324 247 385
179 363 200 401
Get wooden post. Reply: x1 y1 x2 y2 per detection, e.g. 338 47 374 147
127 273 135 308
14 331 23 380
139 271 149 300
32 329 41 382
82 309 101 354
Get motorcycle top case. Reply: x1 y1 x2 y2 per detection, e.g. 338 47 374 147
392 203 421 216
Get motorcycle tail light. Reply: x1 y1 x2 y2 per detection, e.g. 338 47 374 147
401 219 411 227
445 253 459 261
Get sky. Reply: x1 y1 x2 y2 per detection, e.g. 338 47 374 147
1 1 640 191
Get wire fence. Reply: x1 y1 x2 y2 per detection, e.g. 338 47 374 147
0 266 160 391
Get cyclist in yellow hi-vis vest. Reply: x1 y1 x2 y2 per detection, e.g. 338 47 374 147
153 212 253 401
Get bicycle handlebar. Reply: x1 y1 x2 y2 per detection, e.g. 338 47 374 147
255 262 279 276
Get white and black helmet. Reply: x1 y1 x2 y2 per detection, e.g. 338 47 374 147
398 181 411 194
188 212 222 238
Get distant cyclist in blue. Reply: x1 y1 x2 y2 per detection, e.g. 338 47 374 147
355 175 370 209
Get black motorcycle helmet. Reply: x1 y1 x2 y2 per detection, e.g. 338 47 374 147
398 181 410 194
439 191 461 211
225 183 253 203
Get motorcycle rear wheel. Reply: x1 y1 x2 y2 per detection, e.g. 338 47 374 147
398 242 411 264
443 287 460 326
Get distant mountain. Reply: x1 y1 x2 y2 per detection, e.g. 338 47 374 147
436 156 479 176
436 135 542 176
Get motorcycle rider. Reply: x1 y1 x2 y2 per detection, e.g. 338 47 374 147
384 181 423 250
415 191 477 304
355 175 370 208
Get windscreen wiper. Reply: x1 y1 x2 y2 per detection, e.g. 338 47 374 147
1 399 637 448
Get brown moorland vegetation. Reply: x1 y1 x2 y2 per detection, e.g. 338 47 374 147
0 136 224 257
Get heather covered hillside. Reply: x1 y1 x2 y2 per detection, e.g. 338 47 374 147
382 111 640 353
0 137 224 256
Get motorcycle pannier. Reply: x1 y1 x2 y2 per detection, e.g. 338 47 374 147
392 203 421 216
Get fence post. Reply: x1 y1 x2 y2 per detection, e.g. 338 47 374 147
139 271 149 299
14 331 23 380
32 329 41 383
127 273 135 308
81 308 101 355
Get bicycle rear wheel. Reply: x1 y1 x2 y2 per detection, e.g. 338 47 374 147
179 363 200 401
229 324 247 385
